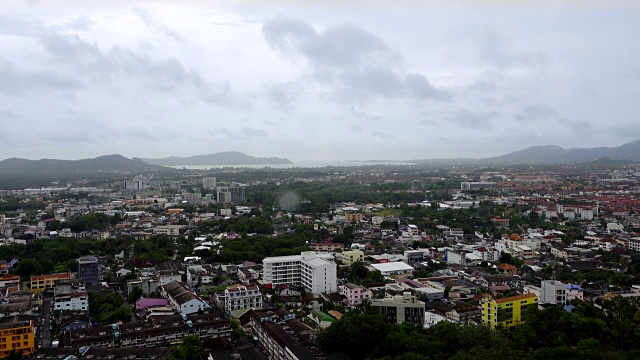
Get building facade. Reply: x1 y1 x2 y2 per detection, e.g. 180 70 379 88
540 280 566 305
30 273 73 291
224 285 262 314
371 293 425 325
202 177 217 190
339 283 372 307
341 250 364 265
0 318 35 358
77 256 99 287
262 252 337 294
481 293 538 329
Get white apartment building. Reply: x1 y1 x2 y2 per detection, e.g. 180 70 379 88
224 285 262 314
54 280 88 311
54 292 89 311
202 177 217 190
262 252 337 294
540 280 566 305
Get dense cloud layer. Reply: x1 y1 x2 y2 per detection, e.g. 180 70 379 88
0 2 638 161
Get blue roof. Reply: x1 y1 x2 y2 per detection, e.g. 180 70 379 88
566 284 584 291
564 305 576 312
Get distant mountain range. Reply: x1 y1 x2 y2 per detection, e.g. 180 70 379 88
485 139 640 164
141 151 293 166
0 154 165 174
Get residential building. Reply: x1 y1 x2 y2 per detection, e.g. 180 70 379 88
341 250 364 265
123 180 144 190
0 317 35 358
216 186 246 204
202 177 217 190
339 283 372 307
181 192 202 204
78 256 99 287
481 293 538 329
566 284 584 302
60 313 231 348
30 273 73 291
460 182 496 190
53 279 88 311
540 280 566 305
224 285 262 314
371 292 425 325
246 309 318 360
262 252 337 294
0 274 20 289
160 281 208 315
309 242 343 252
345 213 364 223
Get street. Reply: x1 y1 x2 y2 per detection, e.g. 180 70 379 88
40 297 52 347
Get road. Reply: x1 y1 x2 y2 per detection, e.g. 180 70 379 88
41 297 52 347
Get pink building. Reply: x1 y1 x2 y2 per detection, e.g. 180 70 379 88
135 297 170 311
339 283 372 307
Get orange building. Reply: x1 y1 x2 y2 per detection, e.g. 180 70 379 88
0 318 35 358
30 273 72 291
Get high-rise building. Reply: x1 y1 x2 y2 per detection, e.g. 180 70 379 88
216 187 231 204
77 256 99 287
181 192 202 204
262 252 337 294
202 177 217 190
481 293 538 329
123 180 144 190
216 186 246 204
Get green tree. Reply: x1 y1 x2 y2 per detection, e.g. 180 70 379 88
128 286 144 303
165 335 206 360
317 312 390 360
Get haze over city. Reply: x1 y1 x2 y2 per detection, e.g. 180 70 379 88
1 1 639 161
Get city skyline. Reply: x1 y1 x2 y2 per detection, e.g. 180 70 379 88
1 1 639 161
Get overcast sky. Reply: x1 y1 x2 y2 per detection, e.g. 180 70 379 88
1 1 639 162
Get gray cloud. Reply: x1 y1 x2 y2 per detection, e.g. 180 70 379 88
264 81 303 110
37 32 247 108
241 127 268 138
514 103 558 122
558 118 592 131
478 28 547 68
263 17 447 103
448 108 499 129
0 58 84 96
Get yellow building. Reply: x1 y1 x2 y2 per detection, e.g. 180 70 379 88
481 293 538 329
0 318 35 358
341 250 364 265
30 273 72 291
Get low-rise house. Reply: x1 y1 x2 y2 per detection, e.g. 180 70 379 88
339 283 372 307
160 281 208 315
135 297 170 312
59 313 91 332
565 284 584 301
